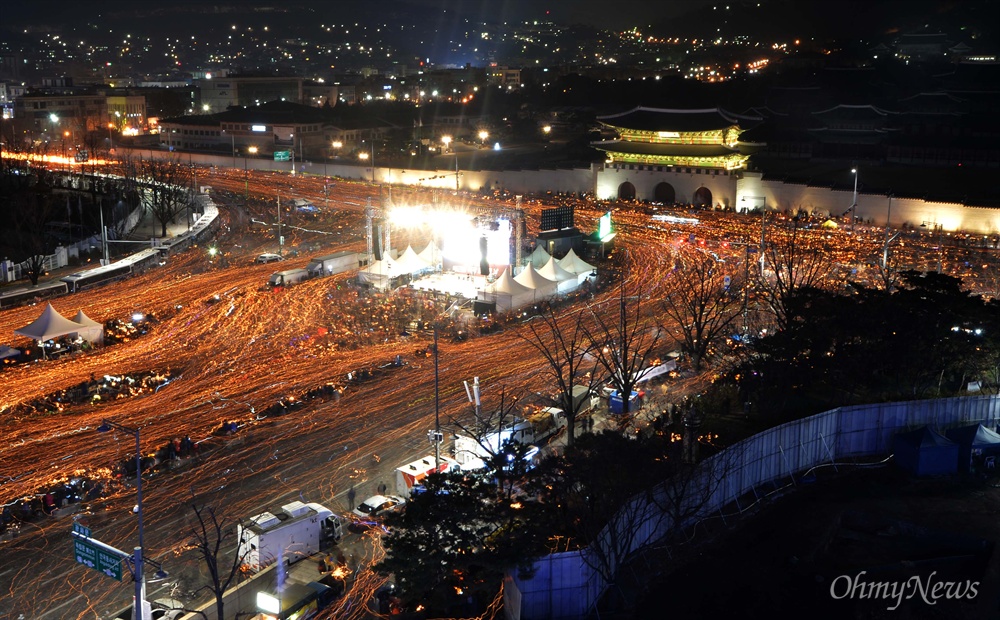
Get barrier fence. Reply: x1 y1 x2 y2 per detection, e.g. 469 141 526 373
508 394 1000 619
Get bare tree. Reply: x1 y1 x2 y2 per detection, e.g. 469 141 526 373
138 155 192 238
519 301 601 446
4 175 60 285
587 281 662 418
659 253 743 371
450 385 532 501
185 501 250 620
759 216 830 331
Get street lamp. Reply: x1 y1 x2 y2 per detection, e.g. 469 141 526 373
96 419 151 620
477 130 488 147
245 146 257 208
441 135 452 153
850 166 859 234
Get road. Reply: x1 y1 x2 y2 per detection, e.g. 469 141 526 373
0 166 682 619
2 164 996 619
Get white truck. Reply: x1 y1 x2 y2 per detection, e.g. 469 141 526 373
307 251 361 277
394 455 458 497
452 408 567 471
238 501 342 572
267 268 310 287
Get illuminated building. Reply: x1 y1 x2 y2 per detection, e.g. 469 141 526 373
593 106 761 206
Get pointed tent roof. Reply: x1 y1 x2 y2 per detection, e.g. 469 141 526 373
490 267 533 296
417 242 441 266
556 248 596 275
946 423 1000 448
514 263 558 292
537 256 577 282
13 303 84 342
72 310 103 329
528 245 552 270
896 426 956 449
394 245 431 275
361 254 397 277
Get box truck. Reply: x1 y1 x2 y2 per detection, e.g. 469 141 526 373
238 501 342 572
267 268 310 287
306 251 360 277
394 455 458 497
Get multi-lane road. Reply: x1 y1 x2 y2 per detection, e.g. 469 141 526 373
2 163 995 619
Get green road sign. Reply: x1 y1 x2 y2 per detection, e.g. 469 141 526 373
73 537 123 581
72 522 91 538
274 151 291 162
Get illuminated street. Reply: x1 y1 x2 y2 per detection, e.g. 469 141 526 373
2 159 998 618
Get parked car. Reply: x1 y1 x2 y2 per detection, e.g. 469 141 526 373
254 253 284 264
351 494 406 530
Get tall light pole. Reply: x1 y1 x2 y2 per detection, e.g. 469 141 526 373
433 324 441 470
882 194 894 270
850 166 859 234
245 145 257 208
96 419 149 620
276 190 283 256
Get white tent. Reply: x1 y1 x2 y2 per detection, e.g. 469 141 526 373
557 248 597 286
417 242 442 270
0 345 20 360
72 310 104 345
537 256 580 294
514 263 558 300
558 248 596 275
528 245 552 270
14 303 85 343
394 245 432 276
359 255 398 290
478 267 535 311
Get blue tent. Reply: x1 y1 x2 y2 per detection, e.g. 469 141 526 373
946 424 1000 473
892 427 958 476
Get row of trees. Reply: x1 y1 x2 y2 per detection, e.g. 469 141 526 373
0 154 194 285
375 212 1000 614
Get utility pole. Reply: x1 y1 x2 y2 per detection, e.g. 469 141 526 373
277 190 283 256
433 325 441 470
882 194 893 270
759 209 767 275
850 166 859 235
455 156 460 191
365 197 374 266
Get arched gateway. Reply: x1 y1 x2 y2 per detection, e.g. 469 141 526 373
654 182 675 204
693 187 712 207
618 182 636 201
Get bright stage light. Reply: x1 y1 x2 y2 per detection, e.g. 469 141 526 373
442 218 511 269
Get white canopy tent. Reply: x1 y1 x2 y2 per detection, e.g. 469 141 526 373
514 263 558 301
358 255 398 290
72 310 105 345
0 344 20 360
417 242 442 270
394 245 432 277
557 248 597 285
537 256 580 294
478 267 535 311
14 303 85 342
527 245 552 271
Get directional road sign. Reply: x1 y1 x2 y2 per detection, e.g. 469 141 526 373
274 151 291 162
72 522 92 538
73 536 123 581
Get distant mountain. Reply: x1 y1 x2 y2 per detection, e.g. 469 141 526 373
650 0 996 44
